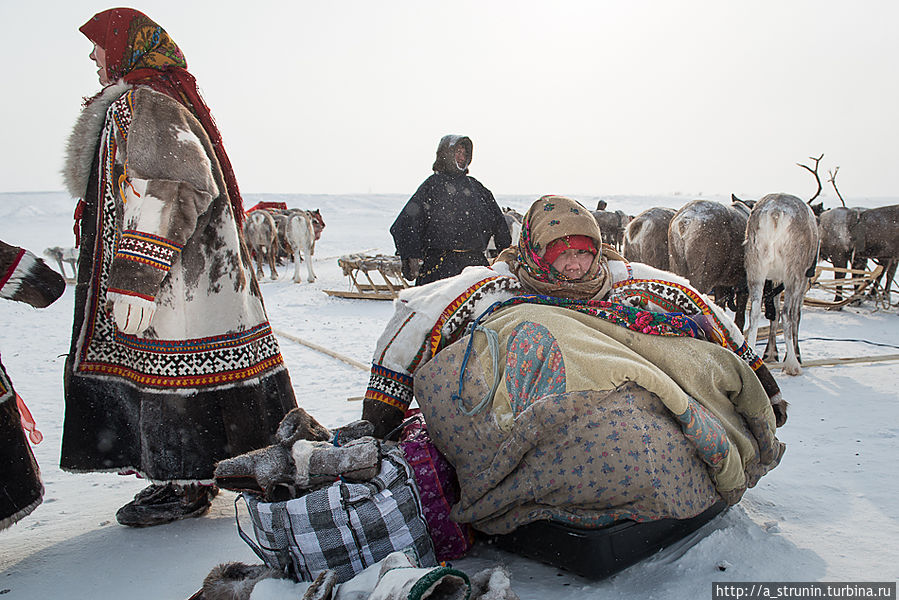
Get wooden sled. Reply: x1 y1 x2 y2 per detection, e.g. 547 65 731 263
803 264 884 309
323 254 411 300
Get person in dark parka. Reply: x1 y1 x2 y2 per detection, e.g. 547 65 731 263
391 135 512 286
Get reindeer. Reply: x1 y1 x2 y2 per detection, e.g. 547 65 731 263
668 198 752 329
622 207 676 270
285 211 318 283
818 206 865 302
591 208 632 251
744 193 819 375
486 207 522 259
43 246 79 281
242 209 279 280
850 204 899 305
308 209 326 241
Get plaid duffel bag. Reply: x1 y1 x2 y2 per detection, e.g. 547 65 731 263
237 446 436 583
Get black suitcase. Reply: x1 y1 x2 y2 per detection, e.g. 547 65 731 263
491 500 728 580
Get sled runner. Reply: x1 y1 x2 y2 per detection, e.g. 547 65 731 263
803 264 884 309
324 254 411 300
491 500 728 580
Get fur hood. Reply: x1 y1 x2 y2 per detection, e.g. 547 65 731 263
62 82 131 200
431 134 472 176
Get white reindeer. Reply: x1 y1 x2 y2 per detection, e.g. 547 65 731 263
744 193 819 375
286 210 317 283
243 210 280 280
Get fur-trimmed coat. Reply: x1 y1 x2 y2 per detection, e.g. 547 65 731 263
60 83 296 482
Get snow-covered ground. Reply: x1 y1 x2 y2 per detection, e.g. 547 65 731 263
1 191 897 599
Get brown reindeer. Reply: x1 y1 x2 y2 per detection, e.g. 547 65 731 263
668 198 752 329
591 209 632 251
818 206 865 302
242 209 280 280
744 193 819 375
850 204 899 305
622 207 676 270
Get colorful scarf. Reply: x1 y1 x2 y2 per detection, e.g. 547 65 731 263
483 294 704 339
496 195 612 300
79 8 245 226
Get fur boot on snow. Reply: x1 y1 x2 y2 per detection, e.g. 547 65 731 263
115 483 218 527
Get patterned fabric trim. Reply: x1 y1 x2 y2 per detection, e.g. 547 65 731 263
115 230 183 272
112 89 134 141
609 278 736 348
608 278 766 372
0 361 12 405
674 397 730 468
73 91 283 390
416 276 522 373
113 322 275 353
735 341 764 370
78 354 284 388
365 364 414 412
486 294 702 339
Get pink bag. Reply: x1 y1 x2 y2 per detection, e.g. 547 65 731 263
399 410 473 561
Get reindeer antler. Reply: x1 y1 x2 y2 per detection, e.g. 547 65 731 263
827 166 846 208
797 153 824 204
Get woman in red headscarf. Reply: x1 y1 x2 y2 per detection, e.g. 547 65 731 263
61 8 297 527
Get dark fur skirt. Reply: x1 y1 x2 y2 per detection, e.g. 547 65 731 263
61 366 296 482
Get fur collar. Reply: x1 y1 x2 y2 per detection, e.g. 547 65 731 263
62 82 131 200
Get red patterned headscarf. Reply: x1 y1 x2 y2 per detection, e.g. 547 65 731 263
495 195 612 300
80 8 245 225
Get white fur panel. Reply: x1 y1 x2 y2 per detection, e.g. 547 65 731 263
122 178 163 233
171 123 218 197
290 440 330 487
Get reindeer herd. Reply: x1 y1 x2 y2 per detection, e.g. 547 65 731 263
615 163 898 375
242 207 326 284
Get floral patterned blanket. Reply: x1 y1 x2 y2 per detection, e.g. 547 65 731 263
413 303 785 534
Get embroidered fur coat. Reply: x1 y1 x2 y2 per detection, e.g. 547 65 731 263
61 83 297 482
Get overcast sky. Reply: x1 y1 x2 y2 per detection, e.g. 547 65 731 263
2 1 897 202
